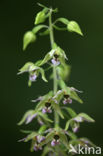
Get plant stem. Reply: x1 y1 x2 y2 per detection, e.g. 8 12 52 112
49 9 59 128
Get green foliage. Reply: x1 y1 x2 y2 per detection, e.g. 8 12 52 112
18 3 95 156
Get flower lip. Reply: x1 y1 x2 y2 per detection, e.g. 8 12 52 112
54 134 60 140
29 73 37 81
64 94 70 99
45 102 51 108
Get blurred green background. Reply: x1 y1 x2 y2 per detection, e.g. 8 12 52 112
0 0 103 155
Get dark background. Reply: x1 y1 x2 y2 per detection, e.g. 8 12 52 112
0 0 103 155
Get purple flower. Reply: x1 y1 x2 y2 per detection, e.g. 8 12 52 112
29 73 37 81
72 123 79 133
26 113 37 124
33 143 42 151
51 58 60 66
51 135 60 147
42 102 52 114
63 94 72 104
73 116 83 122
36 135 45 143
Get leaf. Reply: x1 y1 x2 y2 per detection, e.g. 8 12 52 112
20 130 33 134
23 31 36 51
35 8 48 25
67 131 77 140
70 89 83 104
65 119 71 131
53 25 67 31
67 21 83 36
77 113 95 122
54 18 69 25
79 137 96 147
39 29 50 36
39 67 48 82
39 112 53 123
34 60 42 66
17 110 35 125
39 49 56 66
24 132 37 142
41 146 54 156
53 90 64 102
58 80 67 89
52 102 64 119
38 125 47 134
32 25 48 34
17 62 35 74
64 107 77 118
59 131 69 150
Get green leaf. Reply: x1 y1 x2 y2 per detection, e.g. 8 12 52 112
67 21 83 36
35 8 48 25
39 67 48 82
41 146 54 156
24 132 37 142
39 49 56 66
39 29 50 36
23 31 36 51
17 62 35 74
38 125 47 134
53 90 64 102
54 18 69 25
39 112 53 123
58 80 67 89
67 131 77 140
32 25 48 34
52 101 64 119
17 110 35 125
20 130 33 134
64 107 77 118
53 25 67 31
77 113 95 122
59 131 69 150
65 119 71 131
34 60 42 66
70 89 83 104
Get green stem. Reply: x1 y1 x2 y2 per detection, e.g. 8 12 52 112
49 9 59 128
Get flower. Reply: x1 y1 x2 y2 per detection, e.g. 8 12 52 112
72 122 79 133
25 113 37 124
36 135 45 143
51 54 60 66
51 135 60 146
63 94 72 104
29 73 37 81
42 102 52 114
33 143 42 151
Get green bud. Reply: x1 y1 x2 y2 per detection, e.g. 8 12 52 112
67 21 83 36
23 31 36 51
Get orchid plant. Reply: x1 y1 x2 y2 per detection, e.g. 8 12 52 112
18 3 95 156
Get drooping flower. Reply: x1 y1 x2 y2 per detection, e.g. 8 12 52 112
51 135 60 146
42 102 52 114
33 143 42 151
72 122 79 133
36 135 45 143
63 94 72 104
51 54 60 66
29 73 37 81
